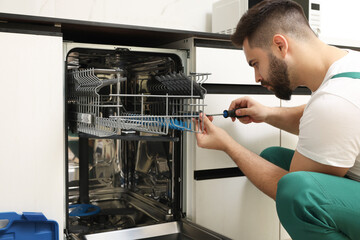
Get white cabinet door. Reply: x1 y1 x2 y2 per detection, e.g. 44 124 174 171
195 177 279 240
193 94 281 240
196 94 280 170
196 47 255 85
0 32 64 240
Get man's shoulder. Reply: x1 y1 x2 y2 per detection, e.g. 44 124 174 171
313 73 360 108
327 50 360 76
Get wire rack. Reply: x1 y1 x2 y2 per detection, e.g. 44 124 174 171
68 68 208 137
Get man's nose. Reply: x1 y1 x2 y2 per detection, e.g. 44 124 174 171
254 69 263 83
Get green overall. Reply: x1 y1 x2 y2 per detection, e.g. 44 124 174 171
261 72 360 240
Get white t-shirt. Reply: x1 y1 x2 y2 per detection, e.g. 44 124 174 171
297 50 360 181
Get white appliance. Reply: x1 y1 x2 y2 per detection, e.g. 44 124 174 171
212 0 321 37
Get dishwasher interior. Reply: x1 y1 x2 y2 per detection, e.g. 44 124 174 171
65 43 220 239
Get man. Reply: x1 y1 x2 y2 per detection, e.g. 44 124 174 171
195 0 360 239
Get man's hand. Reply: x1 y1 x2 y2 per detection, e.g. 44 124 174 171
229 96 304 135
195 114 236 152
228 96 271 124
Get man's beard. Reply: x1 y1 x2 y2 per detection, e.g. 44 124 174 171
264 54 292 100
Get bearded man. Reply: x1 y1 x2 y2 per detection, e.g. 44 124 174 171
195 0 360 239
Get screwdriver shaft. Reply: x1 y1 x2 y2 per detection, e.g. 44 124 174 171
207 108 247 118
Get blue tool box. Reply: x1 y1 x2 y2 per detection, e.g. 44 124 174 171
0 212 58 240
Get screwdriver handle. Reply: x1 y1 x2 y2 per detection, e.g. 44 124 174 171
223 108 247 118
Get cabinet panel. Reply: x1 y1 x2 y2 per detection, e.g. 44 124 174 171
196 94 280 170
196 47 255 85
0 32 64 239
193 94 281 240
195 177 280 240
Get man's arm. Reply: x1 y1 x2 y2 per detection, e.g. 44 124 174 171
224 138 288 200
228 97 305 135
196 116 349 200
264 105 305 135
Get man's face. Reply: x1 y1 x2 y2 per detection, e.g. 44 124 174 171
243 39 293 100
265 53 292 100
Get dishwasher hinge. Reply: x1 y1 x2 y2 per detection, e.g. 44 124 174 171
64 228 70 239
185 49 190 59
177 48 190 58
115 47 130 52
65 228 81 240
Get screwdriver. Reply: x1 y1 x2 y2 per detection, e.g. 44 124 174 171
208 108 248 118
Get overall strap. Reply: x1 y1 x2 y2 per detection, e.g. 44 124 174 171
331 72 360 79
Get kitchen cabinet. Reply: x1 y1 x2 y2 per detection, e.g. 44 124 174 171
196 46 255 85
0 31 65 240
181 39 282 239
196 94 281 170
192 94 281 240
195 177 279 240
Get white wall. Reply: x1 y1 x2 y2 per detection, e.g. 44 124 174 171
320 0 360 47
0 0 217 32
1 0 360 46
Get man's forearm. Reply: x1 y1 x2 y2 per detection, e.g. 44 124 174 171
265 105 305 135
225 139 288 200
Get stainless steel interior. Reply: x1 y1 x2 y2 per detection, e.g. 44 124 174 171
84 220 231 240
65 46 217 239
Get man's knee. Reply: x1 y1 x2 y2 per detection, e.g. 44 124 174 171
260 146 281 160
276 172 327 235
260 147 294 170
276 171 314 216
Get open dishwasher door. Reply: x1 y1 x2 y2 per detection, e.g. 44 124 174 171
84 220 231 240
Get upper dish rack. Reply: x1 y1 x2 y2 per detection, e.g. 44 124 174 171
67 68 208 137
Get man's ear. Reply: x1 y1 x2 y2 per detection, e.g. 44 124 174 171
272 34 288 58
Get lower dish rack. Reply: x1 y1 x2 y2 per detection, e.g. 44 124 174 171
67 68 208 137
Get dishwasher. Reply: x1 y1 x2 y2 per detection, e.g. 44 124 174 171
63 42 229 240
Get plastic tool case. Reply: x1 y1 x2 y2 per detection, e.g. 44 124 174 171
0 212 58 240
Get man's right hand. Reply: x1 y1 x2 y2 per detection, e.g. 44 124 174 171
228 96 271 124
195 113 236 152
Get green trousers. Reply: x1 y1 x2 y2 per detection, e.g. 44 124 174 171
260 147 360 240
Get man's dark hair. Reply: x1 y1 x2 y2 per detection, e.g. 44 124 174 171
231 0 315 49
